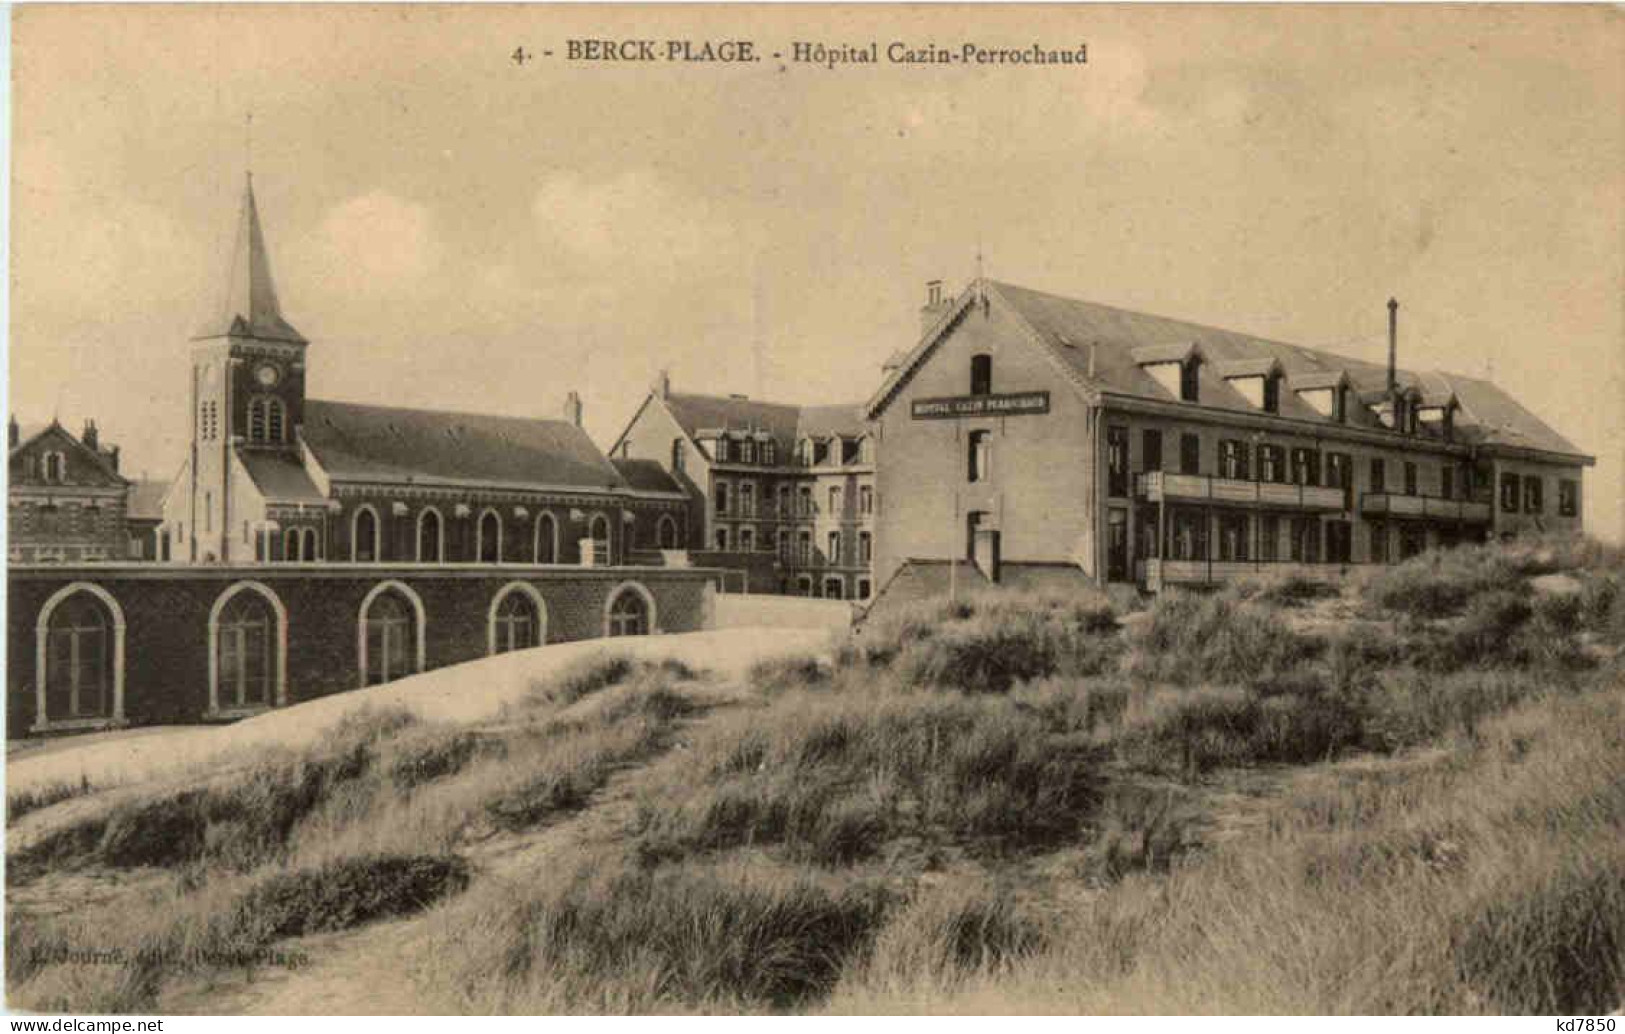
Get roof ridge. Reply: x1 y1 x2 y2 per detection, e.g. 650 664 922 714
307 397 579 429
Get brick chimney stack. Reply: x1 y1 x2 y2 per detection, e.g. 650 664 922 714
653 369 671 399
563 391 583 428
7 415 17 449
82 419 99 452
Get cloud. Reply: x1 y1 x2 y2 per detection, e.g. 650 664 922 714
529 170 758 283
305 190 440 298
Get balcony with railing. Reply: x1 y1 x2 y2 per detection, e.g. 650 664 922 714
1360 493 1492 523
1138 558 1351 592
1135 472 1346 512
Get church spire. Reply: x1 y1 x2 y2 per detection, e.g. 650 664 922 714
194 173 306 344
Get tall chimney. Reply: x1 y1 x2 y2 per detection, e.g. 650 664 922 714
1387 298 1399 392
920 279 951 334
563 391 583 428
82 419 99 453
109 445 120 473
653 369 670 399
7 415 17 449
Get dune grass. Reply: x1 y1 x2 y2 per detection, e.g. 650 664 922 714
9 536 1624 1014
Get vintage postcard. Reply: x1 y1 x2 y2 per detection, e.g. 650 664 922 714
6 3 1623 1019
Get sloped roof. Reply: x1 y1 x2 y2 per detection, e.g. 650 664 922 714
661 393 867 457
8 419 128 485
193 176 306 344
125 479 172 520
301 399 629 491
796 403 867 440
610 458 684 494
663 393 803 456
878 280 1586 459
237 452 326 505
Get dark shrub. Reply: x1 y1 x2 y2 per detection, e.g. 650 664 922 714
390 730 485 790
866 881 1045 982
229 854 470 940
748 653 830 695
98 792 210 867
1127 592 1319 686
1452 861 1625 1014
7 777 94 825
495 861 891 1008
529 653 637 708
1119 679 1364 776
1361 669 1544 750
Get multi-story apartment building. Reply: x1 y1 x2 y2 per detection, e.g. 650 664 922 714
611 374 877 599
8 418 135 563
868 279 1591 592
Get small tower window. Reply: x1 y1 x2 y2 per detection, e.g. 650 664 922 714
249 396 286 444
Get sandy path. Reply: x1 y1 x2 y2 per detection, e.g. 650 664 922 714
159 685 746 1015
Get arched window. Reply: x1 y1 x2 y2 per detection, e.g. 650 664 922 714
353 507 379 562
360 585 422 686
605 583 654 637
589 514 610 564
284 527 301 562
44 593 113 721
535 512 558 563
672 439 686 474
302 528 319 562
247 396 286 444
43 452 65 483
489 584 546 655
657 514 678 549
418 508 443 563
478 509 502 563
216 590 277 711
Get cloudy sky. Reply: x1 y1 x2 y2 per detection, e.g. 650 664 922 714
11 5 1623 538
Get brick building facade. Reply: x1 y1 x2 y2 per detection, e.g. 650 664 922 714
8 565 713 734
8 418 135 563
611 374 877 599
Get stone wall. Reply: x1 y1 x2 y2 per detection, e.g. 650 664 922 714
8 563 717 735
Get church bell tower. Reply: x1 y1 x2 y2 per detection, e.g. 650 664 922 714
185 174 309 562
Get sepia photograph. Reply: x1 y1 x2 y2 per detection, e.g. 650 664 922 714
4 1 1623 1018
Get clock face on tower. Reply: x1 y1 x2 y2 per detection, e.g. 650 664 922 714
254 363 281 388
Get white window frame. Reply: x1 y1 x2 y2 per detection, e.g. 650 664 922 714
476 507 503 563
603 580 658 637
356 580 427 688
208 580 288 717
33 582 127 732
417 506 446 563
488 581 549 655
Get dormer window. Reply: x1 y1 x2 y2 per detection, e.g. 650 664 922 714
762 440 777 465
1290 370 1351 422
1219 358 1283 413
1133 342 1204 404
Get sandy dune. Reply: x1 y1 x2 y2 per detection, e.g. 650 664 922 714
6 628 830 797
